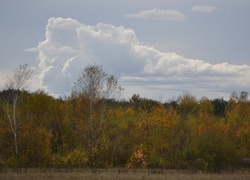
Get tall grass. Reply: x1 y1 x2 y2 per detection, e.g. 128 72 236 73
0 168 249 180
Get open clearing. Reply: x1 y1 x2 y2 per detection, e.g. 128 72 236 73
0 169 250 180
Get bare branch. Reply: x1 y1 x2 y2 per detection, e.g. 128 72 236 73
5 63 34 90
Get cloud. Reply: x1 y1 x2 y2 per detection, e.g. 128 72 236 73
125 9 186 21
192 5 217 13
24 47 39 52
35 17 250 99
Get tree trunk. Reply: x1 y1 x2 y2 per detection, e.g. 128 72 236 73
13 95 19 161
97 103 107 148
110 143 116 167
89 98 94 151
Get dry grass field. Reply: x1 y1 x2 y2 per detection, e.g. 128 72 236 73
0 169 250 180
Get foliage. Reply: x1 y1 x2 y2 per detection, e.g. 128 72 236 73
65 150 88 168
0 64 249 171
19 127 52 167
127 146 148 169
191 129 238 172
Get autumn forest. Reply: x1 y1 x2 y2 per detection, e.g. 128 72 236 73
0 64 249 172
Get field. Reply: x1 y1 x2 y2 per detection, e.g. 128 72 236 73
0 169 250 180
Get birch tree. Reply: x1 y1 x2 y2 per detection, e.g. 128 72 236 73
0 64 33 161
73 65 123 154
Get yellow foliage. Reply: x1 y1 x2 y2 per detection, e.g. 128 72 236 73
125 107 135 116
62 149 88 167
20 127 52 167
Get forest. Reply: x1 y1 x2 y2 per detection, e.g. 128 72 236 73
0 64 249 172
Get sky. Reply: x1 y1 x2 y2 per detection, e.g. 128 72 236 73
1 0 250 101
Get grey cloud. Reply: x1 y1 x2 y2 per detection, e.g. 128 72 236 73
192 5 217 13
126 9 186 21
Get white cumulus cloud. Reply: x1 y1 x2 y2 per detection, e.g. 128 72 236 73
192 5 217 13
35 17 250 99
126 9 186 21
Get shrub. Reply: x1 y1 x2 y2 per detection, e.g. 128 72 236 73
126 147 148 169
193 129 238 172
61 149 88 168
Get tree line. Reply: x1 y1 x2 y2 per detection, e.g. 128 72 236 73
0 64 249 172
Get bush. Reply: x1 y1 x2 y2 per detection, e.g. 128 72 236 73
20 128 52 167
193 129 238 172
61 149 88 168
126 147 148 169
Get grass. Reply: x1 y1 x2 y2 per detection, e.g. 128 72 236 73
0 168 249 180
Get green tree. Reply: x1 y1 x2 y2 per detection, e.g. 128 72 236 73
211 98 227 117
176 92 197 119
193 129 238 172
